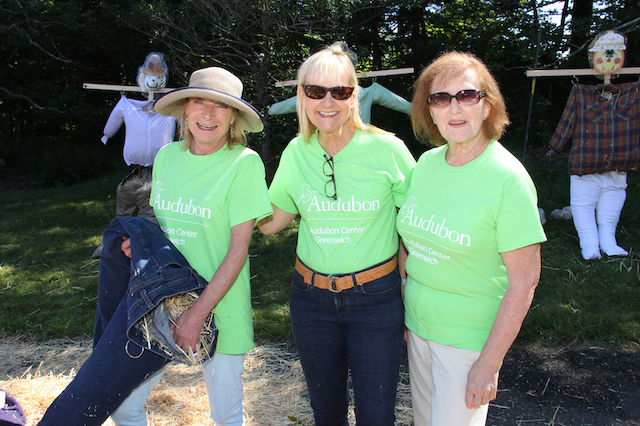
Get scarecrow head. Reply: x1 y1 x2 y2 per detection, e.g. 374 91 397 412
588 31 626 78
137 52 168 92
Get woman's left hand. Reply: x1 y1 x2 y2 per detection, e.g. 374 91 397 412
465 358 499 409
464 243 542 410
170 219 256 353
171 305 208 352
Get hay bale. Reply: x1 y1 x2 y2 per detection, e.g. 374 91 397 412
243 343 314 425
0 336 413 425
138 292 216 365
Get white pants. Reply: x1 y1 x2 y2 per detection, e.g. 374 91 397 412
111 352 246 426
570 171 628 260
407 331 489 426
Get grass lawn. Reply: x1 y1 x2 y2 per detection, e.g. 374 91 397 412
1 154 639 348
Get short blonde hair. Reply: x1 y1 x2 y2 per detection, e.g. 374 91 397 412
296 42 384 142
411 51 509 146
177 102 245 151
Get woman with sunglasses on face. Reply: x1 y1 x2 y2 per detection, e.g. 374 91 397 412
397 51 546 425
258 42 415 426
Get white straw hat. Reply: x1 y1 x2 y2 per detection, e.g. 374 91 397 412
154 67 263 133
588 32 627 52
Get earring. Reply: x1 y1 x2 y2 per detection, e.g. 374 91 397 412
229 126 235 139
185 120 189 130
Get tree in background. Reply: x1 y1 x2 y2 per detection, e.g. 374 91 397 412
0 0 165 184
0 0 638 184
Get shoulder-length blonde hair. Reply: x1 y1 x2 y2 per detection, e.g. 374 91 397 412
411 51 509 146
296 42 386 142
177 102 245 151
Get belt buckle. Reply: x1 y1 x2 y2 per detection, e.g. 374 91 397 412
326 275 340 293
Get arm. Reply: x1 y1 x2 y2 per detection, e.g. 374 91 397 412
101 97 125 143
398 239 408 341
398 239 408 285
257 204 297 235
549 87 577 153
371 83 412 116
172 219 255 351
398 238 409 302
268 96 298 116
465 243 541 409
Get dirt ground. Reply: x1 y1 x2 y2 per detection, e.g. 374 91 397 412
1 336 639 425
394 342 640 425
487 344 640 425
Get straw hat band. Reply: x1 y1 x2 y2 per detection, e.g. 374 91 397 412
188 68 243 97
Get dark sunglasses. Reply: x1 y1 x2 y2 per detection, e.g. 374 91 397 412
427 89 486 108
302 85 355 100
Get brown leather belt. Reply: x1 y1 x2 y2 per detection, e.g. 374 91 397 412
295 256 397 293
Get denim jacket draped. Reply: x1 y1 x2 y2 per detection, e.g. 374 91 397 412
101 217 217 364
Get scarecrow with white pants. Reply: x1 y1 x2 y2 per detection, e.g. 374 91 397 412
548 31 638 260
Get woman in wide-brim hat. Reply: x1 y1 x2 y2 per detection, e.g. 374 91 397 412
114 66 273 426
155 66 264 152
38 67 272 426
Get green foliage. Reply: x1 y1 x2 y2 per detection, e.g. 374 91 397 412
519 156 640 347
1 0 640 347
0 164 302 340
0 0 165 181
2 0 638 182
24 140 113 187
250 224 299 341
0 164 124 337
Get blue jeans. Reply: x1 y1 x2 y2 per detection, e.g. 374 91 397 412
38 217 210 426
38 294 170 425
289 260 404 426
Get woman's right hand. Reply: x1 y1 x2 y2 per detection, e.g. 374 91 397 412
121 237 132 258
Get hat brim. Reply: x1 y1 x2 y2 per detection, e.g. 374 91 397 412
154 87 264 133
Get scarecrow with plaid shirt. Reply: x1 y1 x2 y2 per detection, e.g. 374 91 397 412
548 30 638 260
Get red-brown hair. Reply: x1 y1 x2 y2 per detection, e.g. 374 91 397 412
411 51 509 146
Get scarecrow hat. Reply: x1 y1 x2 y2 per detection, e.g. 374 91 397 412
140 53 168 76
588 31 627 52
155 67 263 133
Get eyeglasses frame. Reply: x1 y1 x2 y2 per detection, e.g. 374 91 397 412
427 89 486 108
323 154 337 200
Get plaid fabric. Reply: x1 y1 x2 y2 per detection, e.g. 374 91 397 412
550 81 640 175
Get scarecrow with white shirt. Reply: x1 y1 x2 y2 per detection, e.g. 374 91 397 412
91 53 177 258
548 31 638 260
102 52 177 220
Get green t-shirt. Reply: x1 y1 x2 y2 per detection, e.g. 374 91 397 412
397 141 546 352
150 142 272 354
269 129 416 273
